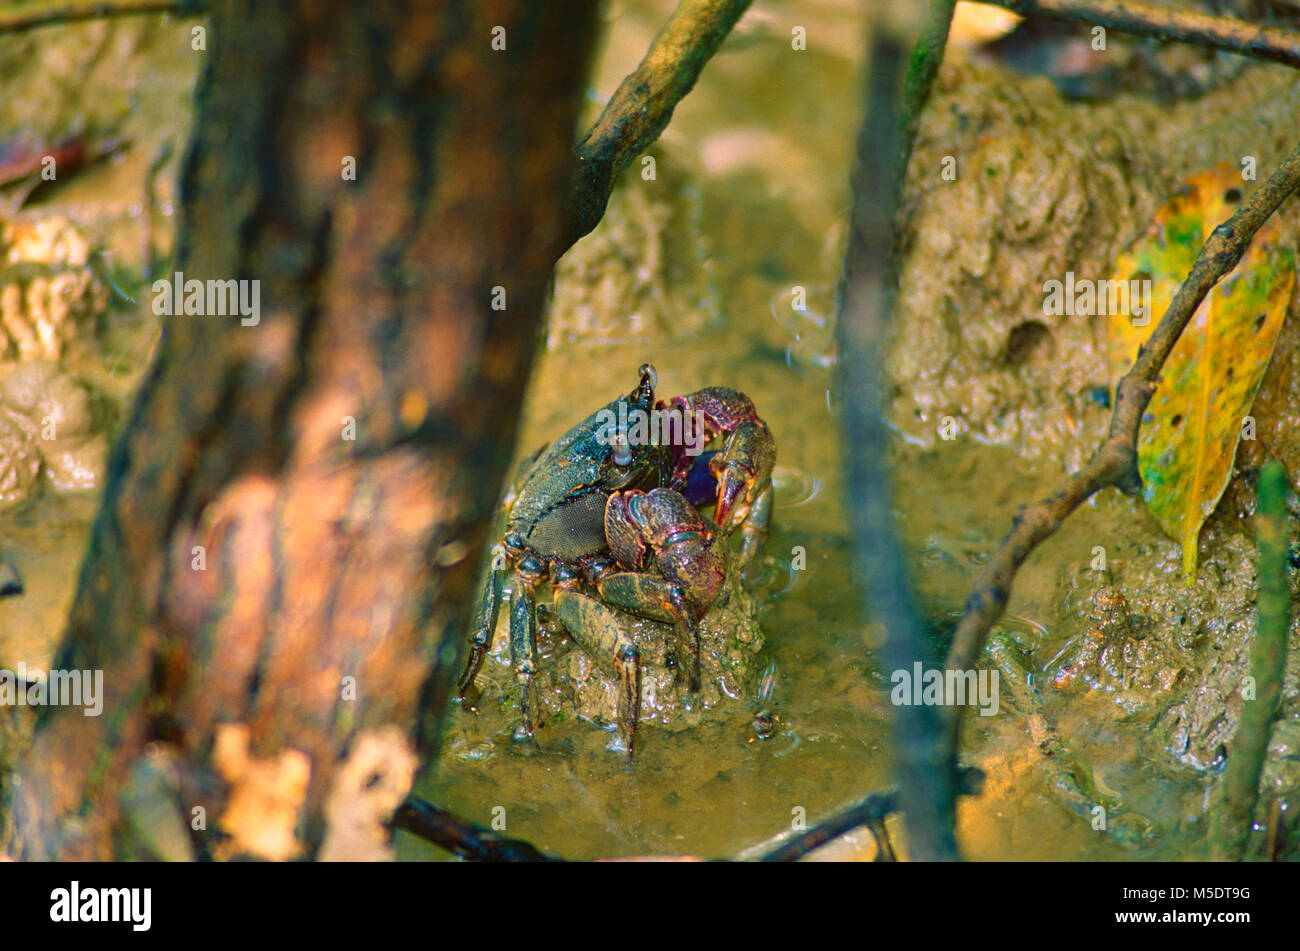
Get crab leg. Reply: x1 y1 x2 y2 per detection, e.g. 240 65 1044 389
596 572 702 692
733 480 772 574
456 445 542 698
602 487 727 693
552 588 642 758
509 570 540 743
457 552 506 696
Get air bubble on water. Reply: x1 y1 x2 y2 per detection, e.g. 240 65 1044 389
771 732 802 758
771 466 819 508
769 284 836 368
748 555 797 599
996 612 1051 653
456 742 496 763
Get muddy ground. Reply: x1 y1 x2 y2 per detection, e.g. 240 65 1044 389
0 5 1296 861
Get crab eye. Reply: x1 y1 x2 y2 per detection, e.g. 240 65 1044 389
638 363 658 390
610 431 633 467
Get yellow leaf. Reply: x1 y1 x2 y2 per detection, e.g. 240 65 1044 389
1108 165 1294 580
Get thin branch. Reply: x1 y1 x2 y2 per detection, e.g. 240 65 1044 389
758 767 985 862
1211 460 1292 860
944 143 1300 749
397 767 986 863
835 1 961 862
0 0 203 34
564 0 752 251
989 0 1300 70
898 1 957 182
391 797 560 862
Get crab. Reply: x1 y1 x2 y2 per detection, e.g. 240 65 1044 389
456 363 775 757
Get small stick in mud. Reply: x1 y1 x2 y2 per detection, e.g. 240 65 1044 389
989 0 1300 71
756 766 986 863
390 796 559 862
0 131 128 210
0 0 205 36
394 769 987 863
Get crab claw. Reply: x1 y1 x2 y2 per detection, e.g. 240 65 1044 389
709 419 775 531
713 458 752 528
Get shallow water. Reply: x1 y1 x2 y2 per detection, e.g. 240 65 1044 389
407 2 1235 861
0 4 1257 862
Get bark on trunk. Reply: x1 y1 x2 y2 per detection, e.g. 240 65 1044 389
11 0 597 861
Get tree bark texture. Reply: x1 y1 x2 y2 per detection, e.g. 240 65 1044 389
11 0 597 861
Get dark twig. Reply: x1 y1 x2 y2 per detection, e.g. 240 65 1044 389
944 144 1300 750
391 796 560 862
898 1 957 183
565 0 753 251
990 0 1300 70
1211 460 1292 860
758 767 985 862
398 765 984 863
0 0 204 34
835 1 961 862
867 816 898 862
